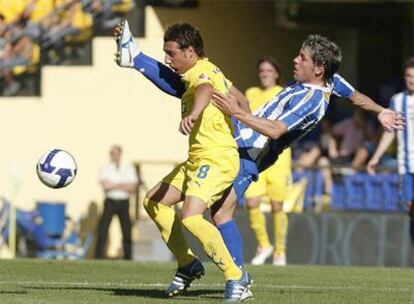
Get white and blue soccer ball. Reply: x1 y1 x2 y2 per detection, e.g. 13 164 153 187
36 149 77 188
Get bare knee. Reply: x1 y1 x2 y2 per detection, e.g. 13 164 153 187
212 208 234 225
143 182 183 210
246 197 261 209
211 187 237 225
271 201 283 213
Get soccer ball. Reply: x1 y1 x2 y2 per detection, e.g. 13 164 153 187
36 149 77 188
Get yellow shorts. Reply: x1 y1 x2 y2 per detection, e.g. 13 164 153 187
244 148 292 202
162 149 239 207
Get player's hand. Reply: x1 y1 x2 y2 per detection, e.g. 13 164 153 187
212 91 240 115
179 114 196 135
378 109 404 132
366 158 379 175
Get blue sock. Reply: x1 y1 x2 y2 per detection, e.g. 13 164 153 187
410 217 414 243
217 219 244 268
133 52 184 98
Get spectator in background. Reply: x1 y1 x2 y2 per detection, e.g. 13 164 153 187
0 15 38 96
41 0 92 64
368 57 414 243
349 121 399 171
243 56 293 266
295 119 334 194
0 0 27 25
329 109 376 165
306 109 376 194
84 0 135 32
0 0 136 96
295 81 386 195
95 145 138 260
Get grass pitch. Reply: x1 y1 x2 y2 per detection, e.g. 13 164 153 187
0 259 413 303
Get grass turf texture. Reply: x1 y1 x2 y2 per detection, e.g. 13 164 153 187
0 259 414 303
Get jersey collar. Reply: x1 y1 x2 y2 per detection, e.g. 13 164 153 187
302 82 331 93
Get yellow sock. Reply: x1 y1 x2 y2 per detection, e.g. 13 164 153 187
143 197 195 267
273 211 288 255
181 215 242 281
248 207 271 248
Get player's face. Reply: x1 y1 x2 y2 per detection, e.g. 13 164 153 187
163 41 193 74
293 48 322 83
405 67 414 94
258 62 279 89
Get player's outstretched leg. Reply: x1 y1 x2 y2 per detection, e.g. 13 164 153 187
114 19 140 67
114 19 185 97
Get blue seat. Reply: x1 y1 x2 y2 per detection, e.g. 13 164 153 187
383 174 403 212
36 202 66 238
292 170 306 183
331 175 346 210
365 175 385 211
343 173 367 210
293 170 314 209
313 170 325 198
1 198 92 259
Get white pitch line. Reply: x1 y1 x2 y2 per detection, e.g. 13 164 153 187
0 281 411 293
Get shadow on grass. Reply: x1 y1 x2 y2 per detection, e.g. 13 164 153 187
25 285 222 300
0 290 28 295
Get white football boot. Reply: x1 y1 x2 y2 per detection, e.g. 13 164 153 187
273 253 287 266
114 19 140 68
250 245 274 265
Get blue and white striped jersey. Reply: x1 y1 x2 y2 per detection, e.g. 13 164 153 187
234 73 355 179
389 91 414 174
332 73 355 98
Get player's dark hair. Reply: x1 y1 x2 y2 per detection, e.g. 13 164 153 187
164 23 205 57
403 57 414 72
257 56 282 85
301 35 342 82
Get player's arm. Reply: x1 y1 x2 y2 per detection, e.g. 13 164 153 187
100 180 136 192
348 91 383 113
113 182 137 193
229 86 251 113
333 74 403 132
212 91 287 139
179 83 213 135
366 130 396 175
100 180 116 191
348 91 404 132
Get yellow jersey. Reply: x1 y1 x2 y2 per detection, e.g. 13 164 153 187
0 0 27 24
28 0 55 23
181 58 237 157
55 0 92 30
245 85 283 112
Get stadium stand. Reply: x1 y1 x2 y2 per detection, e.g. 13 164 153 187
296 169 404 213
0 0 137 96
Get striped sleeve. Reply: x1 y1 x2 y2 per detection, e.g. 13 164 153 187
279 90 322 131
332 74 355 98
